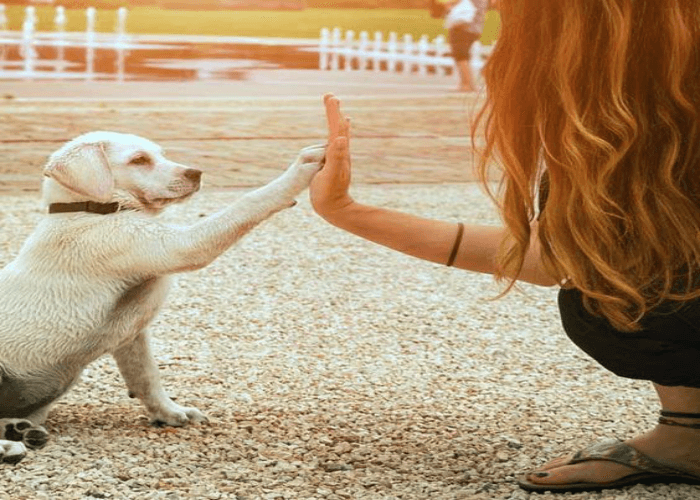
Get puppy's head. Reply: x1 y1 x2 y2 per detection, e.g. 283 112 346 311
43 131 202 214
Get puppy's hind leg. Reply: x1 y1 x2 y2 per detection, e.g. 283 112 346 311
0 419 49 450
0 374 50 450
113 331 206 427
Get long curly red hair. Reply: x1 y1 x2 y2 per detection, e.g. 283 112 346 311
474 0 700 331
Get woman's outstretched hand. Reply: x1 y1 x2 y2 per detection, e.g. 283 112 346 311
309 93 355 222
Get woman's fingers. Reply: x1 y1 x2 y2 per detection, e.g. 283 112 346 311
323 93 340 139
342 117 350 148
324 93 347 142
328 135 348 165
326 117 351 168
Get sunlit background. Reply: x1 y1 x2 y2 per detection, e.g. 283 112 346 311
0 0 499 41
0 0 499 82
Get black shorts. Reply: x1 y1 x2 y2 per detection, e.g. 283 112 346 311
448 24 480 62
558 288 700 388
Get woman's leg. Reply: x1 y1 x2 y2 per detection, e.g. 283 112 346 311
448 27 478 92
454 59 475 92
525 384 700 486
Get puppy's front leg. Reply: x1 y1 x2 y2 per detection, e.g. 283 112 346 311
113 144 325 276
181 143 326 264
112 331 205 427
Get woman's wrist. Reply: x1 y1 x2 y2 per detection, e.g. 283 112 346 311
315 196 357 226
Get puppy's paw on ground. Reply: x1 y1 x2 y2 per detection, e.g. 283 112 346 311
0 439 27 465
149 403 207 427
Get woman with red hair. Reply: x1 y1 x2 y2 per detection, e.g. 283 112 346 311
310 0 700 493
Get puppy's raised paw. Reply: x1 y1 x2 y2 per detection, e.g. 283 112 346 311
0 440 26 465
0 419 49 450
297 143 327 167
279 144 327 199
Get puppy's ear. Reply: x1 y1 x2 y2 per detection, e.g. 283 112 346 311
44 142 114 202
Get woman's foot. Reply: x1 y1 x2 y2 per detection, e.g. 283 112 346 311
526 384 700 489
525 422 700 488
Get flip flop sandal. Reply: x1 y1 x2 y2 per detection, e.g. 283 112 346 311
517 410 700 493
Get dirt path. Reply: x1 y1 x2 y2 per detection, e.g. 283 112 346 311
0 70 486 195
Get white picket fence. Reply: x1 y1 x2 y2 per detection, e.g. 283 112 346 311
318 27 493 77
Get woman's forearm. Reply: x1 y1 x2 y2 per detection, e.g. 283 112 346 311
321 201 469 266
322 202 557 286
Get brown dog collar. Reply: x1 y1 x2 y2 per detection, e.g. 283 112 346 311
48 201 121 215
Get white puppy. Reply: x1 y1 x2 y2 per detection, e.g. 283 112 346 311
0 131 324 464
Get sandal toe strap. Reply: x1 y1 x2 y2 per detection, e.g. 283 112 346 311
568 439 689 477
659 411 700 429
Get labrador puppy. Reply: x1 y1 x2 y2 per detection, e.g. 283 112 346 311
0 131 324 464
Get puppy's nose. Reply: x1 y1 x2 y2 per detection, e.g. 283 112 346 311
184 168 202 183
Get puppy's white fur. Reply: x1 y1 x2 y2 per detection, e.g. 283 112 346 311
0 131 323 462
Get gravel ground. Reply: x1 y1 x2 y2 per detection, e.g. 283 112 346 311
0 85 697 499
0 184 697 500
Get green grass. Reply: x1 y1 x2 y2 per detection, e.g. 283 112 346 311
4 6 500 44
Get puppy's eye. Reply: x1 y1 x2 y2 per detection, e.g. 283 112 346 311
129 154 151 166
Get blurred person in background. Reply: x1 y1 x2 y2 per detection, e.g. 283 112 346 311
443 0 489 92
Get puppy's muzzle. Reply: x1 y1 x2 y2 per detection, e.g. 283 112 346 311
183 168 202 185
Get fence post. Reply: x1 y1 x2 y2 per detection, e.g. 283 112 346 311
85 7 96 80
330 27 341 71
417 34 429 76
434 34 449 76
372 31 383 72
387 32 398 72
402 34 413 74
470 40 483 77
54 6 67 74
54 6 66 32
115 7 128 82
358 30 369 70
344 30 354 71
21 6 36 78
319 27 329 70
